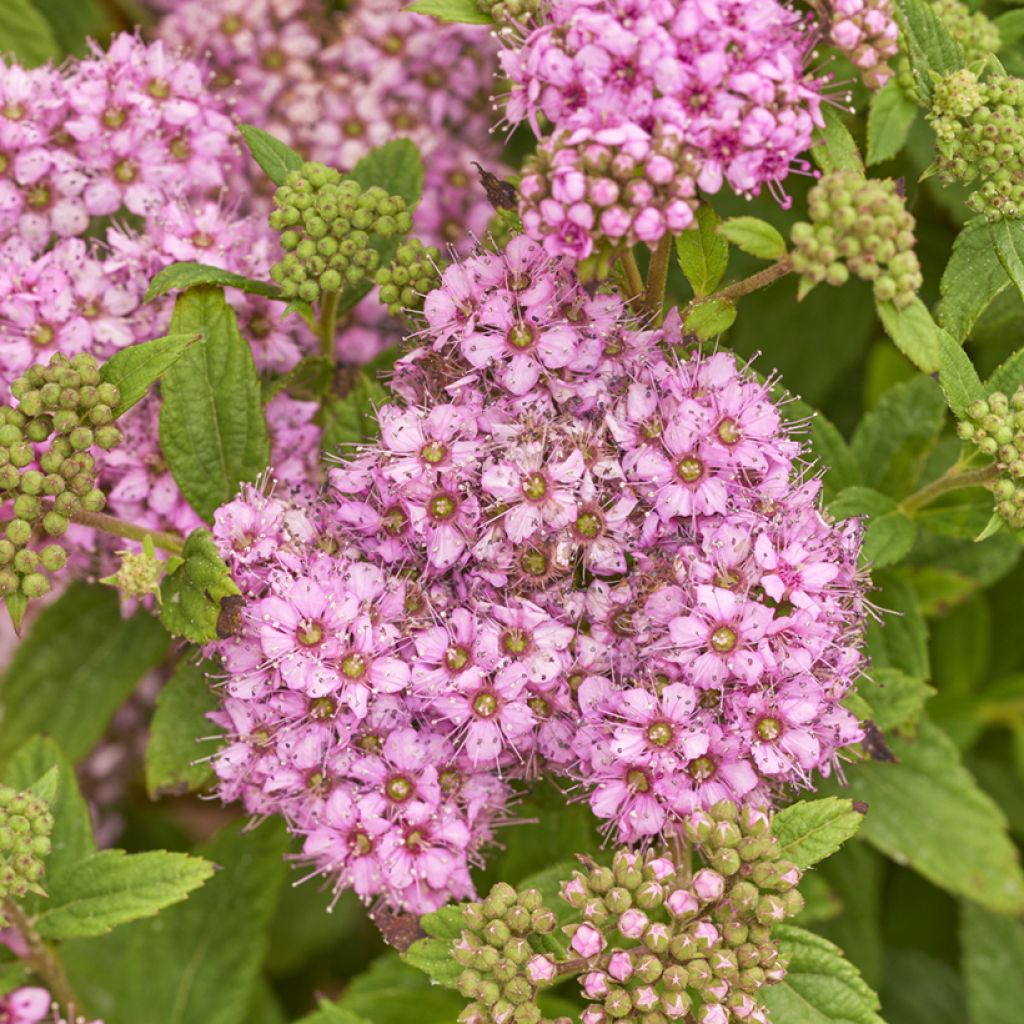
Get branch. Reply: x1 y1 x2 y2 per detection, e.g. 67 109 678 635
3 899 81 1014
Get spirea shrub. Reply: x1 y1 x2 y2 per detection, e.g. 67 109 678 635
0 1 1022 1023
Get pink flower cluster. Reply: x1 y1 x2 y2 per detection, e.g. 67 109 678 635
208 236 867 911
0 37 323 573
503 0 827 258
157 0 507 249
828 0 899 91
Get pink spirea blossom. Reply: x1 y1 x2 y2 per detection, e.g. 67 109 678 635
207 236 868 911
829 0 899 91
0 986 103 1024
505 0 827 254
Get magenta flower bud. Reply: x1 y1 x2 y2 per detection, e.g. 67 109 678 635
617 908 648 939
526 955 557 984
645 155 675 185
539 198 565 226
831 20 862 49
666 889 699 919
607 951 634 983
582 971 610 999
699 1003 730 1024
599 206 631 238
633 207 665 243
665 200 695 232
589 178 619 207
562 876 588 907
581 1008 606 1024
693 920 721 950
552 169 587 204
567 202 595 229
692 869 725 902
633 985 659 1012
646 857 675 881
520 174 547 202
571 922 606 959
706 979 730 1001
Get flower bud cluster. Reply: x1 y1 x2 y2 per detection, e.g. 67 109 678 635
451 803 802 1024
930 0 1001 64
518 125 698 262
928 69 1024 221
1 354 122 599
790 171 922 309
957 388 1024 529
269 162 414 303
828 0 899 92
376 238 445 318
0 783 53 905
502 0 825 261
476 0 541 25
455 882 559 1024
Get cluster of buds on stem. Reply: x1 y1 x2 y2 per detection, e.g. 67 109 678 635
269 162 414 303
957 387 1024 529
1 354 122 601
376 238 445 319
790 170 921 309
828 0 899 92
0 783 54 910
475 0 542 25
452 802 803 1024
928 69 1024 220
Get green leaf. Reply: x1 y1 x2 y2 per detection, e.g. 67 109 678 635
892 0 965 105
937 219 1011 343
850 375 946 498
830 485 917 568
160 529 240 645
30 0 111 58
238 124 303 187
159 287 270 521
337 140 425 317
296 1004 368 1024
996 11 1024 47
683 298 736 340
837 718 1024 913
880 949 967 1024
935 328 984 418
62 822 288 1024
406 0 492 24
330 953 467 1024
28 765 59 805
990 218 1024 310
0 0 60 66
5 737 96 891
856 668 934 731
761 925 885 1024
717 216 787 261
676 206 729 298
866 80 918 165
0 582 169 763
811 106 865 175
145 263 282 303
986 346 1024 396
866 572 930 678
772 798 865 870
961 901 1024 1024
36 850 214 939
145 660 220 798
875 297 942 373
100 332 203 417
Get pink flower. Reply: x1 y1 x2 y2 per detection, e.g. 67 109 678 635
571 922 606 958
